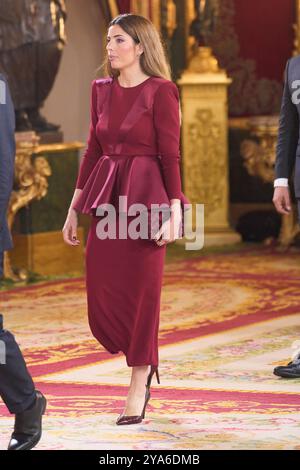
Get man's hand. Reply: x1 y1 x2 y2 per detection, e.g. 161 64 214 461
272 186 292 215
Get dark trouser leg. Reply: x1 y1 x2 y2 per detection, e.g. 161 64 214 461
0 314 36 414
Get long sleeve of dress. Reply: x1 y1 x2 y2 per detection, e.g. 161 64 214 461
75 80 103 189
153 80 182 200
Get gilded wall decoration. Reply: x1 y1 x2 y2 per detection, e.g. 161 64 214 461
186 108 226 213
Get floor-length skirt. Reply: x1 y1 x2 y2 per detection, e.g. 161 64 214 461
85 211 167 367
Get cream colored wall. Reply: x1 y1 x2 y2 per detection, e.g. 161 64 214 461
42 0 106 146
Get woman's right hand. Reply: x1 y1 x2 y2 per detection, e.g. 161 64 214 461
62 208 80 246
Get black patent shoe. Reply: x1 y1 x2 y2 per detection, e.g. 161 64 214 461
273 357 300 378
8 390 47 450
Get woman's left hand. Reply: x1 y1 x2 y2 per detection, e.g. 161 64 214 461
153 205 182 246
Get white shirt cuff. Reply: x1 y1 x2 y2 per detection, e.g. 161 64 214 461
274 178 289 187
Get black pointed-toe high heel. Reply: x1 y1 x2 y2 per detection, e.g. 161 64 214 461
116 365 160 425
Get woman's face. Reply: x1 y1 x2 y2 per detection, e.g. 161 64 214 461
106 24 143 70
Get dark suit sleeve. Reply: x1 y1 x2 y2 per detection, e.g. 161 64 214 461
274 59 299 180
0 75 16 232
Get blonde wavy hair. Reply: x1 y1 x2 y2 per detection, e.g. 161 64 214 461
97 13 182 125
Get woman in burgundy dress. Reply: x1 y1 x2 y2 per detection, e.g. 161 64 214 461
62 13 189 425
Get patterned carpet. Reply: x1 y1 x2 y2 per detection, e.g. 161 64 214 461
0 244 300 450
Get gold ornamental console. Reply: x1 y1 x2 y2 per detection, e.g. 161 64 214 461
4 133 85 281
240 117 300 246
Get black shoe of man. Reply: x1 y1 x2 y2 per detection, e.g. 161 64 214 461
7 390 47 450
273 355 300 378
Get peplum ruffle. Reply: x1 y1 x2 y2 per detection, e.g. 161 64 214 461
73 154 191 216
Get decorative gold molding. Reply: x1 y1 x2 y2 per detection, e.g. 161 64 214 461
187 46 221 73
131 0 150 18
4 132 52 280
239 116 300 245
178 73 238 245
185 107 226 214
165 0 177 38
151 0 161 30
185 0 197 64
240 119 278 184
107 0 119 19
34 141 84 155
228 117 250 130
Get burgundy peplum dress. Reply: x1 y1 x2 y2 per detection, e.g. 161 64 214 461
73 75 189 367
